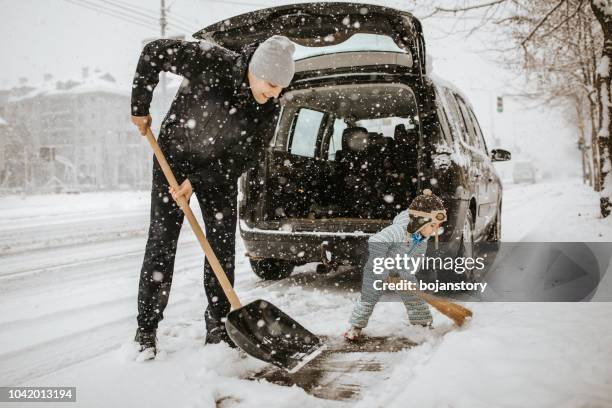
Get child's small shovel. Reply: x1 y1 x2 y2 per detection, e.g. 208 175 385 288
144 128 324 373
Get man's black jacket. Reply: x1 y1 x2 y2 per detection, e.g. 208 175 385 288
131 39 280 182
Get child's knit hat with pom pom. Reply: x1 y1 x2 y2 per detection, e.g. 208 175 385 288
407 189 445 234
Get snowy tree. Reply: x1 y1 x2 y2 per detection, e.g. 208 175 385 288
591 0 612 216
415 0 610 216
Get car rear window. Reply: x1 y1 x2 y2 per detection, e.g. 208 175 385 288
293 33 409 60
327 116 418 160
277 83 419 160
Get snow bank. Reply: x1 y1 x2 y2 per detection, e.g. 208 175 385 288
3 179 612 407
356 303 612 408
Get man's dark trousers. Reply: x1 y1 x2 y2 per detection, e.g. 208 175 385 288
136 152 239 334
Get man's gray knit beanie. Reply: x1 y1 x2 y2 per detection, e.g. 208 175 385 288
249 35 296 88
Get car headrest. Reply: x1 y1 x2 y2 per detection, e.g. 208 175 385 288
368 132 385 145
342 127 369 152
394 124 408 143
394 123 418 145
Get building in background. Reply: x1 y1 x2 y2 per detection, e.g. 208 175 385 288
0 68 179 194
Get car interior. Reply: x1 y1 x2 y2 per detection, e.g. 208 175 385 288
266 83 421 220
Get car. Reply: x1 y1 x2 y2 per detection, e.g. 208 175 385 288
513 160 536 184
195 2 512 282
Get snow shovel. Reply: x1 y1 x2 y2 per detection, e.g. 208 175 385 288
144 128 324 373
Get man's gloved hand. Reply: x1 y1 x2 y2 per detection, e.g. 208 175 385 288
169 179 193 203
132 115 152 136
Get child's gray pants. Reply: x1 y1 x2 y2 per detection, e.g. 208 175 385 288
349 240 433 328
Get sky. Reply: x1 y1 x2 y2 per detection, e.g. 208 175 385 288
0 0 583 177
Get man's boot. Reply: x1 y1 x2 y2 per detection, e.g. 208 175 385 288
205 326 237 349
134 327 157 358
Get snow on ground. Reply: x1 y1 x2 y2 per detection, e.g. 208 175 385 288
501 178 612 242
0 177 611 407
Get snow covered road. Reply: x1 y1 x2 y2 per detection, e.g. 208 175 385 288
0 178 611 407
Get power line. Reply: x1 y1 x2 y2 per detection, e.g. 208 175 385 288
167 15 199 32
203 0 273 8
64 0 159 31
67 0 274 37
66 0 159 29
166 19 198 33
85 0 197 33
91 0 161 23
164 2 201 29
166 12 195 27
70 0 158 27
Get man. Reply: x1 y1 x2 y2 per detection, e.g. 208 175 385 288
130 35 296 357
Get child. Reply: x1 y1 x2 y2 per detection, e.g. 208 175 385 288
345 189 446 341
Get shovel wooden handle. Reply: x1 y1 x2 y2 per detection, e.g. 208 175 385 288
388 277 472 326
144 128 242 310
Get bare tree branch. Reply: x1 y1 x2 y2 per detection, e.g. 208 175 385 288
429 0 508 15
538 0 586 39
521 0 568 46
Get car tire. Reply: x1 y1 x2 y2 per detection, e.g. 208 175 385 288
249 258 294 280
456 208 480 283
486 200 502 243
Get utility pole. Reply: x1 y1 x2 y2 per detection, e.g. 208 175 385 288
159 0 168 107
142 2 184 116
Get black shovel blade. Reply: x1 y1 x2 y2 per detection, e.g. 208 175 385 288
225 299 325 373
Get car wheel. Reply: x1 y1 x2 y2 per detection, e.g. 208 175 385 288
457 208 480 283
486 201 502 243
249 258 294 280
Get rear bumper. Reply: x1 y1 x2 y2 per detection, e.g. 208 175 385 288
238 198 468 264
239 219 373 264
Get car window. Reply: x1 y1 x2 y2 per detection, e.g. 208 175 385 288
325 116 417 160
434 89 454 144
442 89 469 145
453 94 481 149
355 116 417 136
288 108 325 158
436 106 454 145
293 33 408 60
468 108 488 155
280 83 420 160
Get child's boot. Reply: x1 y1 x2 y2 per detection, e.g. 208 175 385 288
343 326 362 342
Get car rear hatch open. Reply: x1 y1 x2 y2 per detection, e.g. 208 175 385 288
192 2 426 77
240 81 423 233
